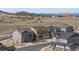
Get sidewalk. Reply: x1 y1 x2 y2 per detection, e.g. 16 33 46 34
40 44 53 51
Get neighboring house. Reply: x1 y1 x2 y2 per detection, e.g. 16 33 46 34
41 27 51 40
51 32 74 51
68 33 79 51
33 26 51 41
48 24 74 41
51 31 74 44
51 31 79 51
48 25 79 51
48 26 55 32
12 28 34 44
55 24 73 32
47 26 57 39
48 24 74 33
68 33 79 44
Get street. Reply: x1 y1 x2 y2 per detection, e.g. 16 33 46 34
16 42 53 51
16 42 69 51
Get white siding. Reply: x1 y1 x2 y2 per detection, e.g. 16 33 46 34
52 37 67 44
59 39 67 43
61 28 66 32
12 30 22 44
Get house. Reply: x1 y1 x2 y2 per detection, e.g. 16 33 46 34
33 26 51 41
48 24 74 33
51 31 74 51
48 25 74 43
12 28 34 44
41 27 51 40
52 31 74 44
51 32 79 51
55 24 73 32
68 33 79 44
48 26 60 33
48 25 79 51
66 33 79 50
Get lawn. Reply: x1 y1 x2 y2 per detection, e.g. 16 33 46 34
1 40 17 47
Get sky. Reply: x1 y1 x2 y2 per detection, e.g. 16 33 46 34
0 8 79 14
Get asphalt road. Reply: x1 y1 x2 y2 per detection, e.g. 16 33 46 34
16 42 77 51
16 42 52 51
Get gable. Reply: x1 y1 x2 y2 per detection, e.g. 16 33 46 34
13 30 21 35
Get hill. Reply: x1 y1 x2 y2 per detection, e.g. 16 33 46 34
0 11 79 34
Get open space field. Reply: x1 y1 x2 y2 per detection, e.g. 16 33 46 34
0 17 79 34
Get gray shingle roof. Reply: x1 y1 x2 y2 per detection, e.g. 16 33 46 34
57 32 74 40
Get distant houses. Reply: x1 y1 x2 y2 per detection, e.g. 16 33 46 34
11 24 79 49
48 24 79 51
48 24 74 44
